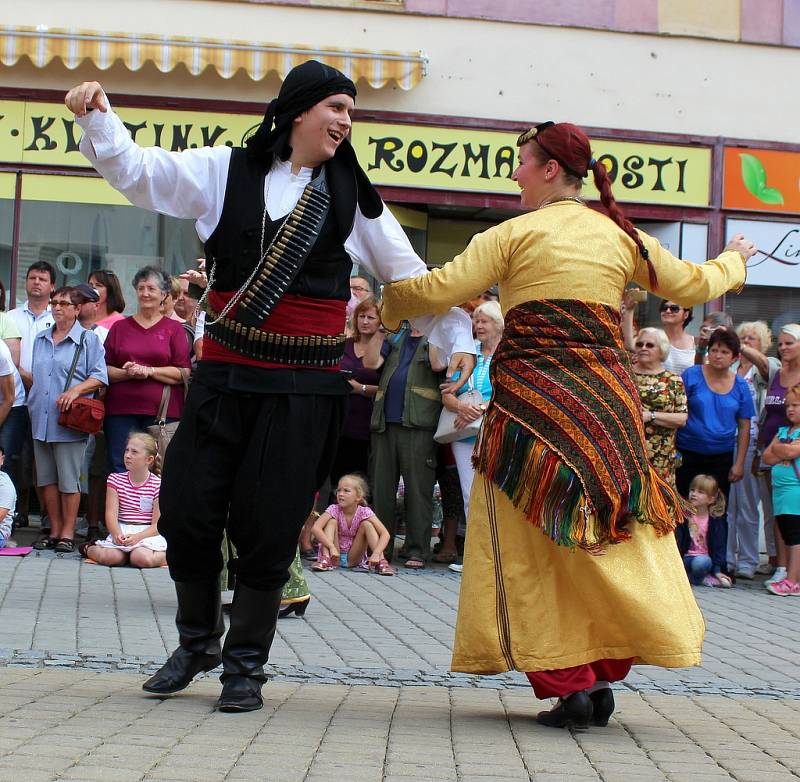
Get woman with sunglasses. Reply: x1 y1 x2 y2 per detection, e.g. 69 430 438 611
28 287 108 553
633 328 687 489
379 120 755 730
658 301 697 374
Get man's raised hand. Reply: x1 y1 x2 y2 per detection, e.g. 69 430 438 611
65 81 108 117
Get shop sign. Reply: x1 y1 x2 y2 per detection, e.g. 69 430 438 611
351 123 711 206
727 218 800 287
723 147 800 214
0 99 710 206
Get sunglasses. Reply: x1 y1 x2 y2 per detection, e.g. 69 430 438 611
660 304 683 313
516 121 555 147
50 299 75 307
635 341 657 349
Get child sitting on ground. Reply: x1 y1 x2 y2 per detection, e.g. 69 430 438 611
0 448 16 548
762 384 800 596
311 474 394 575
676 474 732 587
79 432 166 568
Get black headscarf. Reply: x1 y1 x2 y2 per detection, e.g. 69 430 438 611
245 60 383 235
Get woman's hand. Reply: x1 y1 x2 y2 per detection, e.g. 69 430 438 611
122 361 152 379
111 531 127 546
65 81 108 116
458 401 484 423
622 289 642 314
725 233 757 260
640 408 652 424
729 463 745 483
179 268 208 289
55 388 81 412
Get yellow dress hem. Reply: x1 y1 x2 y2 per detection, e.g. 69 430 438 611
451 650 702 676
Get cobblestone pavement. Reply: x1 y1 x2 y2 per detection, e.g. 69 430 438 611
0 668 797 782
0 553 798 696
1 552 799 781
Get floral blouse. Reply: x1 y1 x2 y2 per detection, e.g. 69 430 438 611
635 369 687 484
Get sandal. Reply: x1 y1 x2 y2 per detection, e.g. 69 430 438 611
404 558 425 570
78 542 95 559
312 554 334 572
432 550 458 564
54 538 75 554
33 535 57 551
372 559 395 576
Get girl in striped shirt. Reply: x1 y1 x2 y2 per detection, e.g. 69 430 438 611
80 432 166 567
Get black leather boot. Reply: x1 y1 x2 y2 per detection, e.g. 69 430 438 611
142 580 224 695
535 691 593 729
589 688 615 726
216 584 283 713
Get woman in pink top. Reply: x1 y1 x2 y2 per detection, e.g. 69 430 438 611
103 266 191 472
311 474 394 575
88 269 127 329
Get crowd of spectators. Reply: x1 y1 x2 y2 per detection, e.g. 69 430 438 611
3 260 795 596
624 290 800 596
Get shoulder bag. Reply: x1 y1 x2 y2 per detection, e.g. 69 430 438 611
146 370 189 456
434 377 485 444
57 331 105 435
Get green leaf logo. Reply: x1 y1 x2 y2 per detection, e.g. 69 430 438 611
739 153 784 205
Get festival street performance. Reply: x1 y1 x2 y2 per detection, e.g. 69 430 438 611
64 61 476 713
5 6 800 780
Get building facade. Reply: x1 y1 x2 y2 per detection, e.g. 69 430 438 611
1 0 798 327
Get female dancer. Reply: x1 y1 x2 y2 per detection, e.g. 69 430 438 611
380 121 754 729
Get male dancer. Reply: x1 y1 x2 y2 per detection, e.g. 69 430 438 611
65 61 474 712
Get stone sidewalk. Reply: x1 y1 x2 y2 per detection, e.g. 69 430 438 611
0 553 798 697
0 553 799 781
0 668 797 782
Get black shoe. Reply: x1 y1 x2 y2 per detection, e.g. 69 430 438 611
217 675 264 713
217 583 282 713
278 599 309 618
143 647 221 695
536 691 593 730
589 688 615 726
142 579 224 695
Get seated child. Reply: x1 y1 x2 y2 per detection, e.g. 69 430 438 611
80 432 166 568
0 447 16 548
311 474 394 575
676 474 732 587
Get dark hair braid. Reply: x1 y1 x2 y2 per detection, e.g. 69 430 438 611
591 161 657 290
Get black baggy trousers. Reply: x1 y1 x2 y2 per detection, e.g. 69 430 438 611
159 380 345 591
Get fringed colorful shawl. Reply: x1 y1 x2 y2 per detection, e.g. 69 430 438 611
474 299 684 550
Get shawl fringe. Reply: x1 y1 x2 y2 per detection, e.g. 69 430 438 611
474 405 683 551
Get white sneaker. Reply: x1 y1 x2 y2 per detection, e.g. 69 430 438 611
735 567 756 580
448 563 463 573
764 567 787 586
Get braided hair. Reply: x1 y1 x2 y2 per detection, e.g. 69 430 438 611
521 122 658 290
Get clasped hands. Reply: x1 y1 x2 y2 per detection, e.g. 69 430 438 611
123 361 154 379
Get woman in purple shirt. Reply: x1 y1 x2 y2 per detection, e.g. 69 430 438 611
103 267 191 472
329 296 389 485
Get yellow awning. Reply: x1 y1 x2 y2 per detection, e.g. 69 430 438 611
1 25 427 90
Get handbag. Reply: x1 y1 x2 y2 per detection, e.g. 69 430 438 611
434 380 485 444
57 331 105 435
146 371 189 456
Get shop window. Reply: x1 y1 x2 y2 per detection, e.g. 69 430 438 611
17 174 201 312
725 285 800 336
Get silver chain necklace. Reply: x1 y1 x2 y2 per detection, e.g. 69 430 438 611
199 173 294 326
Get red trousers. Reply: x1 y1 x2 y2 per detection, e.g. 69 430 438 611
526 658 633 699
